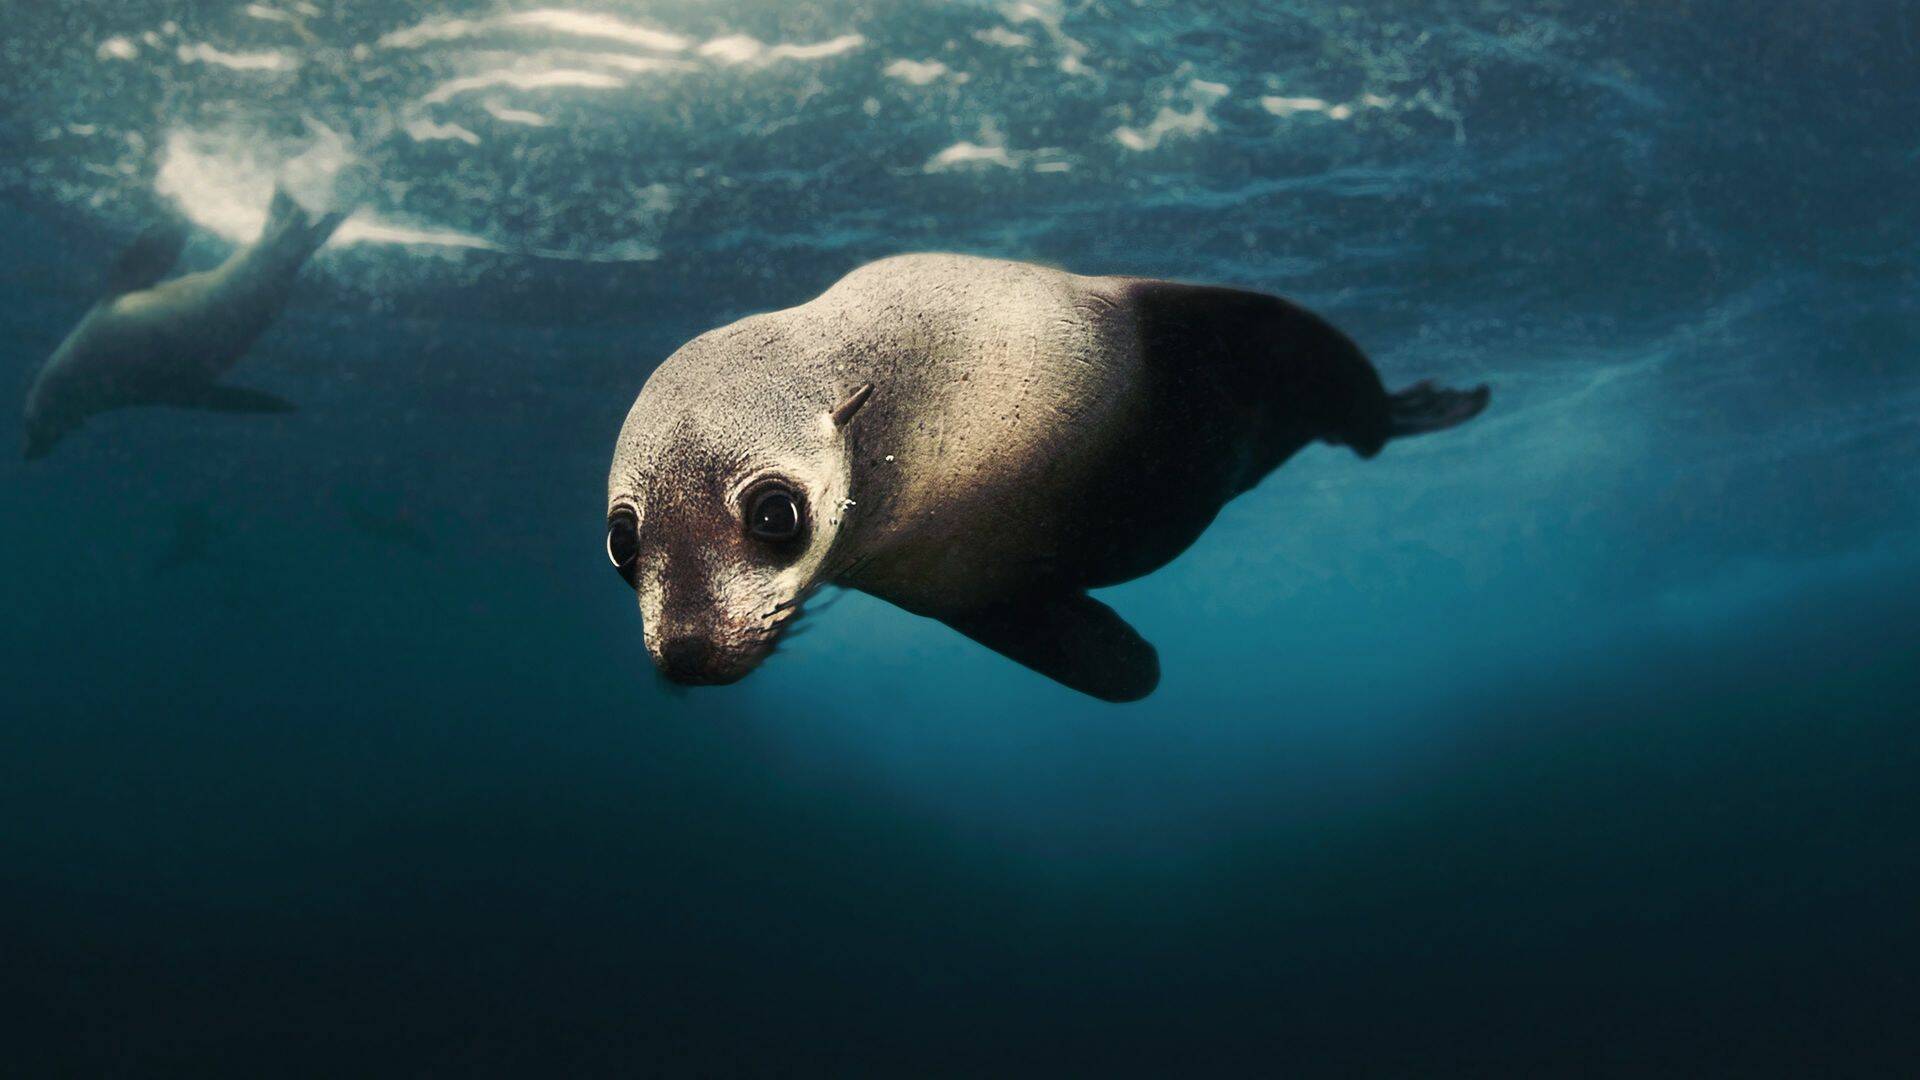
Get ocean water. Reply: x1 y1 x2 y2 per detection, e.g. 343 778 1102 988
3 0 1917 1073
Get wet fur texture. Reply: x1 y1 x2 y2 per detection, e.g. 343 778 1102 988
607 253 1489 700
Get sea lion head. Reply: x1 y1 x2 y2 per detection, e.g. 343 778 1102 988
21 372 81 461
605 328 872 687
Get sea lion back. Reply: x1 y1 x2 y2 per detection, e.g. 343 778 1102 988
799 254 1152 605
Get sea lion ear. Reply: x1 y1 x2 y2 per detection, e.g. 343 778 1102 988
830 383 874 427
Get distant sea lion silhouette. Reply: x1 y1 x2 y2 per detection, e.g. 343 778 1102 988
22 186 346 459
606 253 1489 701
151 501 222 574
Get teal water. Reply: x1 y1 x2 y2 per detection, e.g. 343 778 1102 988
3 1 1918 1073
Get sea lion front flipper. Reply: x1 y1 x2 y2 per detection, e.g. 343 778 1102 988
161 383 298 414
943 593 1160 702
102 221 189 296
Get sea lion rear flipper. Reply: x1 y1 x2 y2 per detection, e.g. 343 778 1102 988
1385 380 1491 439
162 383 298 414
102 221 189 296
265 184 349 261
944 593 1159 702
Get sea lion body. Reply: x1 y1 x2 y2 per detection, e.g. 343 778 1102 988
23 187 345 459
607 253 1488 700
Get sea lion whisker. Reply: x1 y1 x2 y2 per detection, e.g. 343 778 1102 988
803 587 848 617
825 553 873 583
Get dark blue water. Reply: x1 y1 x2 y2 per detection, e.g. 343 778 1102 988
4 1 1918 1073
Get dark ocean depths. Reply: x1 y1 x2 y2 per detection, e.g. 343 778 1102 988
3 0 1918 1074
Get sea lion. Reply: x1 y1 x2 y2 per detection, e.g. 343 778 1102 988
605 253 1489 701
22 186 346 459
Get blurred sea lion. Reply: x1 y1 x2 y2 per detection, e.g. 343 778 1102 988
22 186 346 459
151 502 221 574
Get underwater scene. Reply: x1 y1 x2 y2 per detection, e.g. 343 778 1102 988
3 0 1917 1073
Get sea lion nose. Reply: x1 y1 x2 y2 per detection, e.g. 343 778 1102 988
657 636 716 683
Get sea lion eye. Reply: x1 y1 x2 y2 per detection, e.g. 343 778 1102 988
606 507 640 587
747 487 802 543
